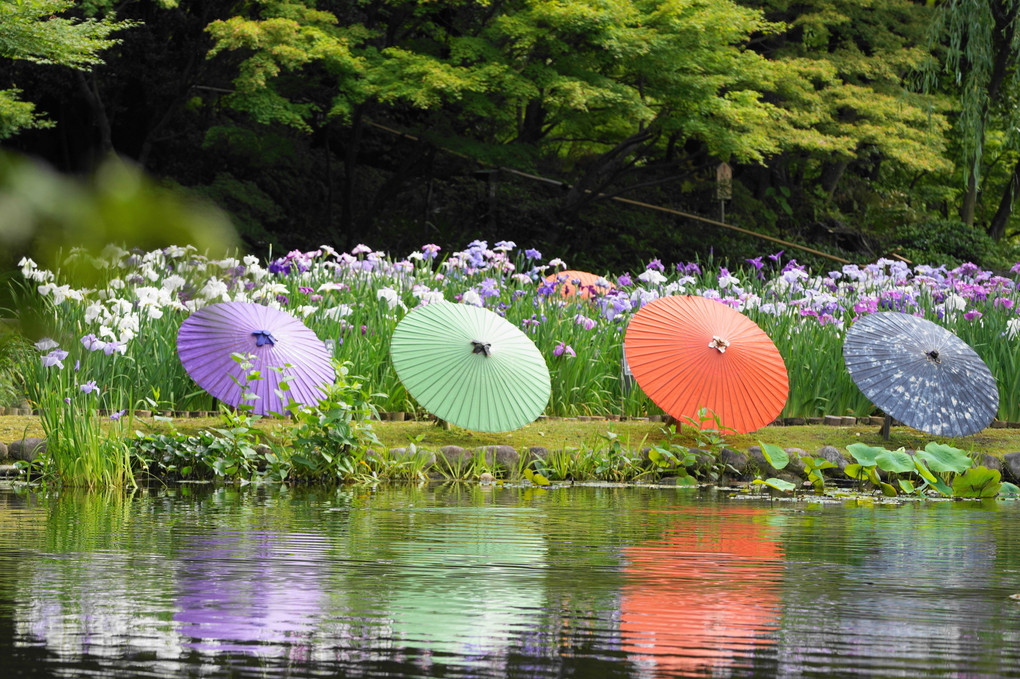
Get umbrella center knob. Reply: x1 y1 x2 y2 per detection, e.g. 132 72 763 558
708 336 729 353
252 330 278 347
471 340 491 357
926 349 941 364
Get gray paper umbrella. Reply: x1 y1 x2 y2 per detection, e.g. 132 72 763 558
843 311 998 437
390 302 551 432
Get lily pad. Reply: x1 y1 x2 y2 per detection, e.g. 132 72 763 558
951 466 1001 498
847 442 887 466
752 477 797 493
1000 482 1020 498
875 448 915 474
917 442 972 474
759 442 789 470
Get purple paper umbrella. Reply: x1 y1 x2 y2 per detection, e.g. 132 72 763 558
177 301 334 415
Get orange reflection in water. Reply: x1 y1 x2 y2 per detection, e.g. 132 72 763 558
621 507 783 676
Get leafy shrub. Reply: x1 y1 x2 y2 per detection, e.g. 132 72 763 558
0 327 31 407
129 363 381 485
890 219 1000 267
281 364 381 483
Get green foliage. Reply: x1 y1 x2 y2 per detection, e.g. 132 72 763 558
0 153 238 287
890 220 1002 267
280 364 381 483
0 0 134 138
130 426 287 484
0 88 49 138
759 442 790 470
952 466 1002 499
752 477 797 493
129 362 382 485
0 325 31 407
802 456 837 493
840 441 1004 499
916 442 972 475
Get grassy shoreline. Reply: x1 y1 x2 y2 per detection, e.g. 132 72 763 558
3 414 1020 459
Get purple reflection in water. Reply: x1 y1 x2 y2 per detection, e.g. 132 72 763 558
174 531 326 656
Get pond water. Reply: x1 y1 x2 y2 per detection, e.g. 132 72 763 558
1 482 1019 678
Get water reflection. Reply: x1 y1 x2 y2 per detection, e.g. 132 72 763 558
175 530 328 657
1 485 1019 678
621 506 782 676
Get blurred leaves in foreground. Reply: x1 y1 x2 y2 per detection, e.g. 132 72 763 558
0 151 238 290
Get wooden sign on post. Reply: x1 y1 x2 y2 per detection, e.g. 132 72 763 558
716 162 732 222
716 162 732 201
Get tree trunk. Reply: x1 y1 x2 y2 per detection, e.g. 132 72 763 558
819 159 848 196
961 171 979 226
557 124 660 223
339 107 364 251
989 155 1020 240
76 71 114 166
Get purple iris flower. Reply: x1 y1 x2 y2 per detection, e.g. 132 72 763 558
82 334 105 351
103 341 127 355
41 349 68 368
268 260 291 275
524 248 542 260
646 258 664 272
617 273 633 287
553 342 576 358
479 278 500 299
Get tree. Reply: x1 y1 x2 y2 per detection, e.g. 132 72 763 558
925 0 1020 239
0 0 132 140
732 0 950 243
204 0 796 245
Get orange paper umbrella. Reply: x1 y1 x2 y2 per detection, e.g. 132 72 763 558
543 270 613 299
624 295 788 433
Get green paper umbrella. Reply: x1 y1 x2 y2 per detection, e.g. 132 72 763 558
390 302 551 432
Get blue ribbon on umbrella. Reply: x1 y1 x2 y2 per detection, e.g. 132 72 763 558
252 330 278 347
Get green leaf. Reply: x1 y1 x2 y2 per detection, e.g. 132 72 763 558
879 482 898 497
913 458 938 483
752 477 797 492
531 471 551 486
931 475 954 497
898 479 915 494
951 466 1002 498
810 458 837 471
918 442 972 474
999 482 1020 497
844 463 867 480
759 443 789 470
290 454 314 469
875 448 915 474
847 443 887 466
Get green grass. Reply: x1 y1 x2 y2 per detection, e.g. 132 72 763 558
4 415 1020 461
